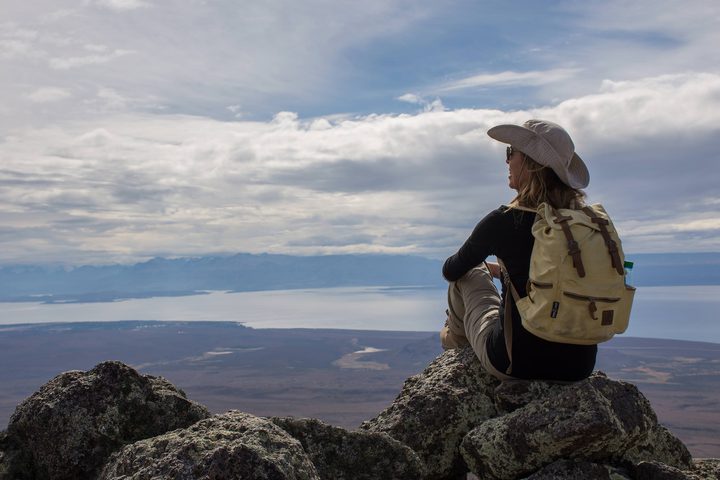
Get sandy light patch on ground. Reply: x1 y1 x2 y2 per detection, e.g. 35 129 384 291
332 347 389 370
621 366 673 384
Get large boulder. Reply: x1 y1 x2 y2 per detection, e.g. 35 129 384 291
492 375 693 471
522 458 632 479
100 411 320 480
271 416 426 479
460 372 688 480
4 361 209 480
360 347 499 479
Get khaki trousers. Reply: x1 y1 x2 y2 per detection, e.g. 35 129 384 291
440 264 514 381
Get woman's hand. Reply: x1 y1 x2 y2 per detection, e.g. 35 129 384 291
485 261 502 279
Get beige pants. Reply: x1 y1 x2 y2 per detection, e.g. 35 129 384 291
440 264 514 381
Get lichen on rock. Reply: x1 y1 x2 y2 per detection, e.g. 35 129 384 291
360 347 500 479
100 411 320 480
461 373 660 480
4 361 209 480
271 416 426 479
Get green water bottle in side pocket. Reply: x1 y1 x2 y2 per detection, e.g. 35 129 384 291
624 260 634 286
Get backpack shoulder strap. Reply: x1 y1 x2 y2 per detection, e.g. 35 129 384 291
581 206 624 275
549 206 586 278
496 258 519 376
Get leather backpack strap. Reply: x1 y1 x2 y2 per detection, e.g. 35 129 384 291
582 206 624 275
496 258 518 376
550 206 586 278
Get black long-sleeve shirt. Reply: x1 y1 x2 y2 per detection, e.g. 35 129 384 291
443 206 596 381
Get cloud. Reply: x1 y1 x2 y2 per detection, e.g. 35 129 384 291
226 105 243 118
1 1 719 263
49 48 134 69
396 94 446 112
27 87 72 103
1 72 718 264
0 0 436 128
435 68 582 92
397 93 423 104
85 0 151 11
0 39 34 59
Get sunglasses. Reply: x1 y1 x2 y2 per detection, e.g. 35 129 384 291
506 146 515 161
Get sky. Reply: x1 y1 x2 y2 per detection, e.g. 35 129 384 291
1 0 719 265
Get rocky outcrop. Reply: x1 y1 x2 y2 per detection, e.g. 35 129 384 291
360 349 698 480
2 361 210 480
270 416 425 479
100 411 320 480
0 350 716 480
360 347 499 479
459 373 688 480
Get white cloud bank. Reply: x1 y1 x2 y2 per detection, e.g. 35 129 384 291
1 73 719 264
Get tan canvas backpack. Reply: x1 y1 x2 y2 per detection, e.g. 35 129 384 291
500 203 635 364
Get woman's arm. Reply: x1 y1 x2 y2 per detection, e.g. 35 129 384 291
442 209 502 282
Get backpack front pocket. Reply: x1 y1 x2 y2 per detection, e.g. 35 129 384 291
562 291 621 322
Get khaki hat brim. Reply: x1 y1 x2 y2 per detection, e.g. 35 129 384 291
488 123 589 189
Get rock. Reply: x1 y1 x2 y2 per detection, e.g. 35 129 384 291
360 347 499 479
1 349 714 480
271 416 426 480
4 361 209 480
493 378 566 414
100 411 320 480
634 460 694 479
687 459 720 480
0 431 13 480
522 458 632 479
460 372 659 480
620 424 693 470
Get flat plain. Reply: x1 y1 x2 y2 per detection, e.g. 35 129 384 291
1 322 718 457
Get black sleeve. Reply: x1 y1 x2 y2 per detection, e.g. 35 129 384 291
442 208 504 282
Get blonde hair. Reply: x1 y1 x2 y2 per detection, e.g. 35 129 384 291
509 155 586 210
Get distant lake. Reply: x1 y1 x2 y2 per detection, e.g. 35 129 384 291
0 286 718 344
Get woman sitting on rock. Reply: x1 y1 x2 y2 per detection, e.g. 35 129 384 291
441 119 596 382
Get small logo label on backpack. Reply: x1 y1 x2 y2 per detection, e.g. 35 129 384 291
551 302 560 318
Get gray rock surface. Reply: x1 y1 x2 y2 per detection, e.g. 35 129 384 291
689 459 720 480
493 377 693 472
100 411 319 480
620 424 693 469
633 461 691 480
4 361 209 480
493 378 567 414
522 458 632 479
360 347 499 479
271 416 426 480
460 373 660 480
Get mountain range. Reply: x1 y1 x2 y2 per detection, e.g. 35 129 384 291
0 252 718 303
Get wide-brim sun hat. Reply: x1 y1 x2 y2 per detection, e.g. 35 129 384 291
487 119 590 189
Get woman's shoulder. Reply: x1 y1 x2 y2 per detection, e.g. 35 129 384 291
480 205 512 222
476 205 536 230
485 205 536 230
503 203 537 213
